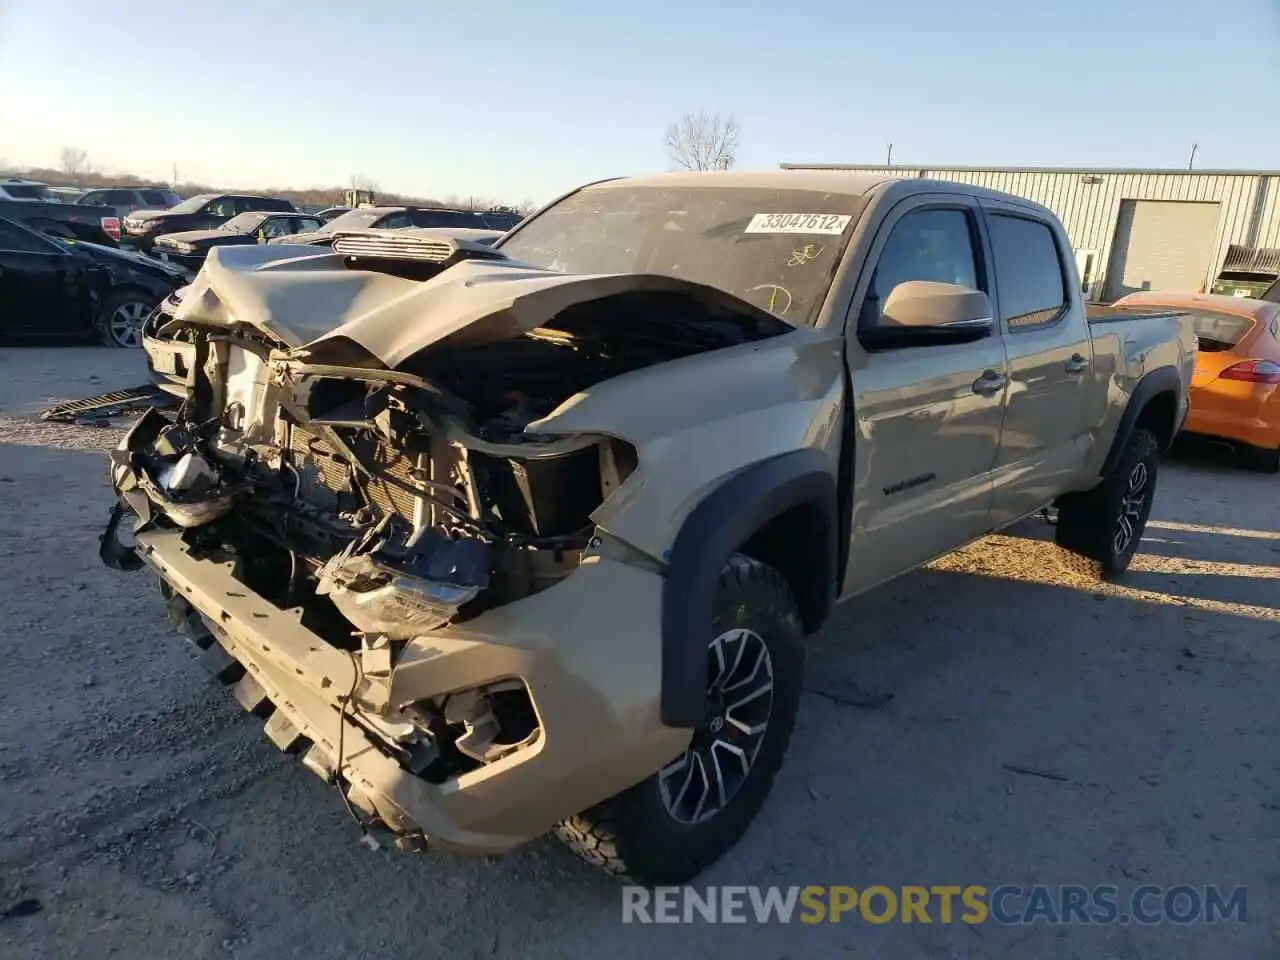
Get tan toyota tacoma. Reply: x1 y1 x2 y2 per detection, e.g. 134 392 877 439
102 171 1196 886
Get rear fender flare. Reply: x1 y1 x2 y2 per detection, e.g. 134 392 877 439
1099 366 1183 476
660 449 837 728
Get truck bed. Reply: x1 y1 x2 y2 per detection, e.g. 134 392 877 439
0 199 119 245
1087 303 1189 324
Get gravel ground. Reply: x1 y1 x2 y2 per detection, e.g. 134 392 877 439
1 346 1277 959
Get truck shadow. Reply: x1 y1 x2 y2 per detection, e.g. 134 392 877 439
6 437 1279 959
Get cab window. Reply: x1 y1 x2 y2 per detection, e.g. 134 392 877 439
861 208 982 329
987 214 1068 329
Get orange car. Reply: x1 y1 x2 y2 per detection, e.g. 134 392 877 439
1111 291 1280 472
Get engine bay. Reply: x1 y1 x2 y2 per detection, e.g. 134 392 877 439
118 284 787 655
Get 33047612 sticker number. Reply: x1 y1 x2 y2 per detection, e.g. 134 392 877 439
744 213 852 235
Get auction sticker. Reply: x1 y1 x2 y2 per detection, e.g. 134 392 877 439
744 213 851 235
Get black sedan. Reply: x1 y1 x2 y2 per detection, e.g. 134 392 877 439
151 211 328 273
0 216 187 347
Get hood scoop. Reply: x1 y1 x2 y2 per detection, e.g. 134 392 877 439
331 229 508 279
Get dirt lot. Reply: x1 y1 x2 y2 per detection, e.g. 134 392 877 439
1 346 1277 959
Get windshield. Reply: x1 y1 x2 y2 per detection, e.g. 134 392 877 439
165 193 217 215
316 209 386 233
1186 310 1257 352
221 212 268 233
496 185 866 325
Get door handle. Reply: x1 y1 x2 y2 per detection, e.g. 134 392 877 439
1065 353 1090 374
971 370 1008 396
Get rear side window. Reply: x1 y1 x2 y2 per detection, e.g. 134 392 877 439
246 196 294 212
106 190 135 205
988 214 1068 329
78 190 109 206
139 190 169 205
377 211 412 229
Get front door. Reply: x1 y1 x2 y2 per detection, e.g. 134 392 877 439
842 195 1009 595
0 221 77 334
978 199 1102 527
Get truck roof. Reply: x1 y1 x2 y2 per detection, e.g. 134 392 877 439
590 169 1059 216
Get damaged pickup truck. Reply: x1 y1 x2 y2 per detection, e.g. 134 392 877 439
100 171 1196 885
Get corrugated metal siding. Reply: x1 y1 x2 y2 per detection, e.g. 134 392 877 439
801 166 1277 299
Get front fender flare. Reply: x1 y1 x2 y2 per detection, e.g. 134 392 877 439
660 449 837 728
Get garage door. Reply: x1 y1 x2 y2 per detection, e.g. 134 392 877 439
1103 200 1221 301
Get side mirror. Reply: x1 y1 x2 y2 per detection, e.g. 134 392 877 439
860 280 994 351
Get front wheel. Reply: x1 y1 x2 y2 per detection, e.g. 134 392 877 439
1054 427 1159 581
554 555 804 886
95 291 154 348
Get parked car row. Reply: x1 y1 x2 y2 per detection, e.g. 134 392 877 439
121 193 298 252
0 215 186 347
151 211 330 271
0 179 526 347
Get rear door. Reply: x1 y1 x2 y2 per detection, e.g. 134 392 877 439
980 199 1101 526
842 195 1009 593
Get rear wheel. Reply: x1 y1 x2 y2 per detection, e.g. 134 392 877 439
96 291 153 348
1053 428 1159 581
554 555 804 886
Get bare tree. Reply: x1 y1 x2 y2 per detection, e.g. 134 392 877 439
349 173 379 193
60 146 90 179
664 112 740 171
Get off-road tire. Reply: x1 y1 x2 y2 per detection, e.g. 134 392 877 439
554 555 804 886
95 291 153 348
1053 427 1159 581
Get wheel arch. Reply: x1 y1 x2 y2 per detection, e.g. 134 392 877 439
660 448 838 728
1100 366 1184 476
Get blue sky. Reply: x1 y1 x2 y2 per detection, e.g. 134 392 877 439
1 0 1277 204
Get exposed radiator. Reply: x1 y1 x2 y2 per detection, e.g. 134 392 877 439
286 423 426 524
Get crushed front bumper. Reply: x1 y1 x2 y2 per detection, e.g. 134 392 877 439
119 523 689 855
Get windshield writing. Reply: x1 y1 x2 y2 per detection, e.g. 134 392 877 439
496 185 864 325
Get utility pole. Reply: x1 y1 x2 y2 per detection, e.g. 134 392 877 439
886 143 893 166
172 162 178 187
1187 143 1198 170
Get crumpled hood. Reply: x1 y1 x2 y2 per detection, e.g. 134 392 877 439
171 243 791 368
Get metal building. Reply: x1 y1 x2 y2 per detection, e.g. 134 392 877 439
779 162 1280 302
